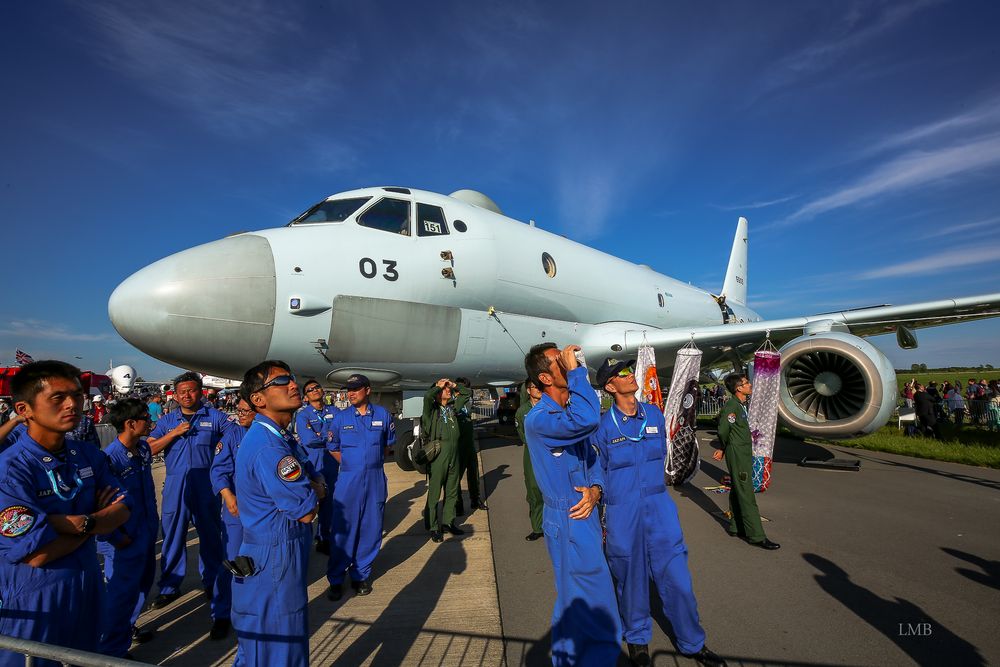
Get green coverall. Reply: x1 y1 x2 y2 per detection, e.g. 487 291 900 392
456 400 481 512
514 387 543 534
422 384 470 530
717 395 766 543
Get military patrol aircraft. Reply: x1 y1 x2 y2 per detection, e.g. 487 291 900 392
108 186 1000 462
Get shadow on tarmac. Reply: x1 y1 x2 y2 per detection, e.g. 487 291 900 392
941 547 1000 592
803 552 985 666
836 449 1000 491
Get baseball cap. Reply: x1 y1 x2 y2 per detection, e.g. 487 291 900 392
595 358 636 388
344 374 370 390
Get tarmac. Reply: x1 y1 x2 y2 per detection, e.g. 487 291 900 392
124 423 1000 666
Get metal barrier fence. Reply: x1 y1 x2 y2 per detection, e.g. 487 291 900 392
0 634 150 666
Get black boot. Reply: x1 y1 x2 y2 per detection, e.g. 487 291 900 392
626 642 650 666
683 646 727 667
443 522 465 536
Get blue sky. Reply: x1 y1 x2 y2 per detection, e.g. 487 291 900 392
1 1 998 380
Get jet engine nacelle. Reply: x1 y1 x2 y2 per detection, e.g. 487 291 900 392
108 365 137 394
777 332 897 438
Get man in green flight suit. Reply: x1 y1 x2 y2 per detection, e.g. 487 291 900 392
454 377 488 515
713 373 780 550
514 378 544 541
422 378 470 543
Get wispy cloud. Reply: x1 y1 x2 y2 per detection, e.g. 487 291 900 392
0 320 115 342
868 95 1000 155
712 195 798 212
918 216 1000 241
857 242 1000 280
80 2 354 137
555 166 616 240
779 134 1000 225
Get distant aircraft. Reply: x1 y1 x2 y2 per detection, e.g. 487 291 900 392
108 186 1000 446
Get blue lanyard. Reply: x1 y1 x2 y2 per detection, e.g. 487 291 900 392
610 406 648 442
255 420 307 458
46 466 84 501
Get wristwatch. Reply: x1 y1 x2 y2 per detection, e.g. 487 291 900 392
80 515 95 535
590 484 603 500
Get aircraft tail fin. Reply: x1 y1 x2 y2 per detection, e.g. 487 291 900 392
721 217 748 306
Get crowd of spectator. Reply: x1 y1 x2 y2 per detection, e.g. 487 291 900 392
903 377 1000 437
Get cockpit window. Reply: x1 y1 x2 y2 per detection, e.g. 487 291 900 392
291 197 371 225
416 203 449 237
357 197 411 235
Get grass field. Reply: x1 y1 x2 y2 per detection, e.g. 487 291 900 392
895 370 999 392
819 422 1000 469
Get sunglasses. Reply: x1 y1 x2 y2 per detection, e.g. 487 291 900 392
259 373 296 392
617 367 635 378
305 385 323 393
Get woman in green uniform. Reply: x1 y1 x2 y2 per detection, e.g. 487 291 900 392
422 378 470 542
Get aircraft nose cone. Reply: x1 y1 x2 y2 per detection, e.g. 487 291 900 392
109 234 276 377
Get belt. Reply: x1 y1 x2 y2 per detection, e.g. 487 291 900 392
339 462 383 472
604 484 666 506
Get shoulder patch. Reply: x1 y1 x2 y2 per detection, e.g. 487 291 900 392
215 442 223 456
0 506 35 537
727 413 737 424
277 455 303 482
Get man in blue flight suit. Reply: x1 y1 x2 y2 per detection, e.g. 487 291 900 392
0 361 131 667
325 373 395 600
522 343 622 666
231 360 321 667
296 379 340 555
147 371 236 639
593 358 726 667
0 414 27 454
209 396 254 631
98 398 160 658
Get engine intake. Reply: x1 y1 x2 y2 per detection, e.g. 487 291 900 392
776 332 897 438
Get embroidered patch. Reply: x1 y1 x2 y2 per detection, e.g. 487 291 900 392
324 414 334 420
610 436 627 444
277 455 303 482
0 506 35 538
646 426 659 434
727 413 737 424
215 442 223 456
78 466 94 479
342 425 354 431
37 489 54 498
372 421 383 427
200 421 212 427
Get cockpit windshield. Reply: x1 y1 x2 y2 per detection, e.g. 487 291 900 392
290 197 371 225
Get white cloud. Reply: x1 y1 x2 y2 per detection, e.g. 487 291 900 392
556 166 616 239
782 134 1000 224
857 242 1000 280
918 216 1000 241
0 320 115 342
713 195 798 212
868 95 1000 155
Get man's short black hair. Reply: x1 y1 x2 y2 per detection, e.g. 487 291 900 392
724 373 748 395
12 360 82 405
240 360 292 408
107 398 150 434
173 371 203 390
455 377 471 388
524 342 558 389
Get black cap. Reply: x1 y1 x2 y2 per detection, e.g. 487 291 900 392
595 357 636 388
344 374 370 390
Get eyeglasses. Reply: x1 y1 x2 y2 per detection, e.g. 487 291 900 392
235 408 254 416
617 367 635 377
306 386 323 393
258 373 296 392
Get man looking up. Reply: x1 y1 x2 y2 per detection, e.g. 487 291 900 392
296 379 339 555
514 379 544 541
98 398 159 658
325 374 395 600
523 343 621 666
712 374 779 550
146 371 236 639
594 358 725 667
454 377 487 515
231 361 319 667
0 361 130 666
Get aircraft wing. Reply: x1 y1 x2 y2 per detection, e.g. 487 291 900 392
583 291 1000 368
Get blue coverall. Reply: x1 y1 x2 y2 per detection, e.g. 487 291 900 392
524 367 622 666
231 415 318 667
593 403 706 653
295 404 340 544
149 404 235 620
0 433 131 667
0 423 26 454
210 422 249 617
97 438 159 657
326 404 395 586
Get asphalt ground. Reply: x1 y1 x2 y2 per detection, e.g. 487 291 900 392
479 424 1000 667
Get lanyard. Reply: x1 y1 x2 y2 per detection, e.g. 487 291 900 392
255 420 307 458
46 466 84 501
610 406 648 442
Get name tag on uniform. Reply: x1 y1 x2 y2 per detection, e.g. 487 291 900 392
324 414 334 420
646 426 659 434
200 421 212 427
342 425 354 431
372 421 383 427
37 489 54 498
79 467 94 479
610 436 626 444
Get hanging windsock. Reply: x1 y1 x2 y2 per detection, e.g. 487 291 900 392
664 344 703 486
749 347 781 491
633 344 663 411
